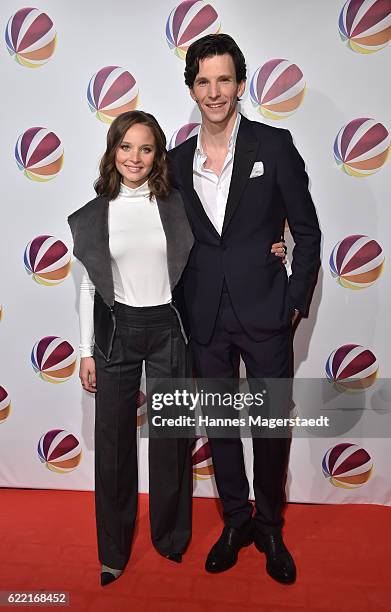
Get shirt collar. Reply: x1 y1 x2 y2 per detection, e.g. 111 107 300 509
119 179 150 199
196 112 241 159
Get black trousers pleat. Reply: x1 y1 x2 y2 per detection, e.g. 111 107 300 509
94 302 192 569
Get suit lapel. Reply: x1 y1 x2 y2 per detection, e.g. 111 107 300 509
156 190 194 291
222 115 259 235
179 136 221 241
73 196 115 306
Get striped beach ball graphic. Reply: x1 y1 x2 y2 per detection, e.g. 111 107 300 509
334 118 390 176
31 336 76 383
250 59 306 120
137 389 147 428
339 0 391 53
322 443 373 488
87 66 138 123
166 1 220 59
0 386 11 424
192 437 214 480
326 344 378 391
5 7 56 67
168 122 200 149
38 430 82 473
15 127 64 181
330 235 384 289
24 236 71 286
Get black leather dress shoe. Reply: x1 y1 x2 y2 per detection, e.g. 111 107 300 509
100 572 118 587
255 533 296 584
100 564 123 586
205 522 253 573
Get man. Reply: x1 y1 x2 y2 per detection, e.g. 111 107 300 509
169 34 321 583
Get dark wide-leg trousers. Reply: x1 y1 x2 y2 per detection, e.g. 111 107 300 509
94 302 193 570
191 287 292 536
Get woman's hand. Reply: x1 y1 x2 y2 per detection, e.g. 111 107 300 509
271 241 287 262
79 357 97 393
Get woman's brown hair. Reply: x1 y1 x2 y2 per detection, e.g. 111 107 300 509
94 110 170 200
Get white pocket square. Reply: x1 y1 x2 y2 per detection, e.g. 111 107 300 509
249 160 264 178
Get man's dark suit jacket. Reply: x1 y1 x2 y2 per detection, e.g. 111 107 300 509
168 113 321 345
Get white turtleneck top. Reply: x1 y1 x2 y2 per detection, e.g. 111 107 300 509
79 181 171 357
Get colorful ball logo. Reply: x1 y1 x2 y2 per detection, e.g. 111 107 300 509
330 235 384 289
5 7 56 67
0 386 11 424
192 437 214 480
15 127 64 181
326 344 378 392
166 1 220 59
87 66 138 123
250 59 306 120
168 122 200 149
334 118 390 176
338 0 391 53
31 336 76 383
38 429 82 473
322 442 373 488
24 235 71 286
137 389 147 428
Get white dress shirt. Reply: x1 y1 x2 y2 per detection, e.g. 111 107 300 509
193 113 241 234
78 180 171 357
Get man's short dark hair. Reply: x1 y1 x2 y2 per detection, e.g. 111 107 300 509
184 33 247 88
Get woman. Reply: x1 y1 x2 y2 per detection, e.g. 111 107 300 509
68 110 286 586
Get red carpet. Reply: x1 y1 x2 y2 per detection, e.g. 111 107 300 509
1 489 390 611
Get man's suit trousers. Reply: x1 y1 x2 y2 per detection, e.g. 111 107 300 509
190 286 292 535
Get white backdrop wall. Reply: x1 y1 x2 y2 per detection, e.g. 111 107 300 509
1 0 390 505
